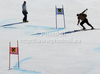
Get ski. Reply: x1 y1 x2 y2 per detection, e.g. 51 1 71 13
74 28 96 31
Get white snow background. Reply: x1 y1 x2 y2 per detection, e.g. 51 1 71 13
0 0 100 74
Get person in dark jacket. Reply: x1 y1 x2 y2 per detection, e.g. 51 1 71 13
77 9 94 30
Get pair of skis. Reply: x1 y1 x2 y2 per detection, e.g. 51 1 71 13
74 25 95 31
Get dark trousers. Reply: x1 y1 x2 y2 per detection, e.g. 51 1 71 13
80 18 94 29
22 11 27 21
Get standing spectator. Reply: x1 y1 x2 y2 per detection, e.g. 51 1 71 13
22 1 28 22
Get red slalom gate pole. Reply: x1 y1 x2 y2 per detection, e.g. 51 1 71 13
9 42 11 69
17 40 19 68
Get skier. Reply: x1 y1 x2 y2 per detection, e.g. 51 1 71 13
22 1 28 22
77 9 94 30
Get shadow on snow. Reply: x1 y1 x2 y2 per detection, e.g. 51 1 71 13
62 30 82 34
2 22 24 27
62 28 100 35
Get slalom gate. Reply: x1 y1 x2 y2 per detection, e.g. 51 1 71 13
9 40 19 69
55 5 66 29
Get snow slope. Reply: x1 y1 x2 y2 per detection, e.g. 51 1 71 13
0 0 100 74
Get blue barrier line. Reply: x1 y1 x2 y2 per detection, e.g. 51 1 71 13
14 57 41 74
81 59 100 74
32 28 64 35
41 28 64 35
26 25 56 30
26 25 65 35
93 47 100 53
81 47 100 74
